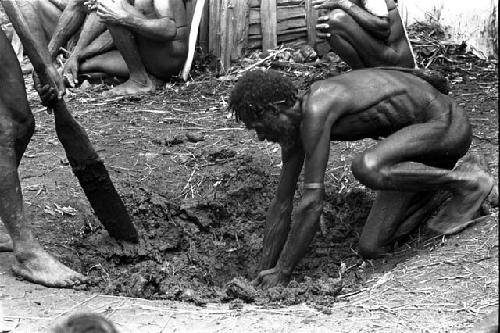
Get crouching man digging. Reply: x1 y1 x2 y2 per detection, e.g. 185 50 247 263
229 69 497 288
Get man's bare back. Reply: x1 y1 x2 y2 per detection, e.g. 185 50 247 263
308 69 447 140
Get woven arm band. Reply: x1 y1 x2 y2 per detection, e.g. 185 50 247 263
303 182 324 190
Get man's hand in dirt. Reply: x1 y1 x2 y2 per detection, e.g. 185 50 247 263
62 55 80 88
252 267 290 289
33 63 65 112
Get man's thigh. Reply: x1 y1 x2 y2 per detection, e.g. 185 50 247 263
0 30 28 115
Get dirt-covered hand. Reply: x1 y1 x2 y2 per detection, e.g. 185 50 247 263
33 63 65 112
252 267 290 289
62 55 80 88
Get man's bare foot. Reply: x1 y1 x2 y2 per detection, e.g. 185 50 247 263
104 77 155 96
393 190 447 239
12 244 85 287
0 233 13 252
427 155 498 235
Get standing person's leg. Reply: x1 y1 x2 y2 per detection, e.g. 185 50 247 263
0 30 84 286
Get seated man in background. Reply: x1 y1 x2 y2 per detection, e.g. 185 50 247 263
314 0 417 68
17 0 189 95
230 68 497 288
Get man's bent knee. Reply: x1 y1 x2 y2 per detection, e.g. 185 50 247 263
328 9 351 31
351 153 385 189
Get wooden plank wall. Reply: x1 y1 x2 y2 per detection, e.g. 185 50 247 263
247 0 317 50
208 0 250 72
260 0 278 50
205 0 319 70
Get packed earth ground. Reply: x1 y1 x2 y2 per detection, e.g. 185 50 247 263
1 25 498 332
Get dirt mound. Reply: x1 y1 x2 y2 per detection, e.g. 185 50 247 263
65 152 378 306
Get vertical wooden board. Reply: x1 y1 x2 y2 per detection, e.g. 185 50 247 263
225 2 235 67
186 0 197 24
305 0 317 46
231 0 250 60
198 0 210 54
208 0 220 56
219 0 230 71
260 0 277 51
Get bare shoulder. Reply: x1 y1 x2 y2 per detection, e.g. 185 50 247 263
307 75 356 107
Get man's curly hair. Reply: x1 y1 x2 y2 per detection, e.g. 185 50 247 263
229 70 298 123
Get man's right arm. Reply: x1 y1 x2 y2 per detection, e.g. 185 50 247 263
259 147 305 271
48 0 88 59
67 13 108 61
62 13 107 86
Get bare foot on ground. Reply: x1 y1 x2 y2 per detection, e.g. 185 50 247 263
104 77 155 96
13 244 85 287
427 154 496 234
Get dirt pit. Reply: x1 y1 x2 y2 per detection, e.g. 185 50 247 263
18 46 498 310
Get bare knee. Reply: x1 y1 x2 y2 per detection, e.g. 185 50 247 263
0 105 33 154
328 9 351 33
351 153 385 189
15 113 34 164
0 117 17 155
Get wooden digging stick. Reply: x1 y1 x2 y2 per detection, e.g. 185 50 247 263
181 0 206 81
2 0 138 242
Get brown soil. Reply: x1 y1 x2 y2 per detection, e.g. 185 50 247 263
17 52 498 310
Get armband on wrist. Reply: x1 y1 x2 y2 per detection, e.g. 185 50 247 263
303 182 324 190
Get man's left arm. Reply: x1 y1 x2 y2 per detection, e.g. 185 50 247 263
254 113 332 288
48 0 88 60
96 0 179 40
